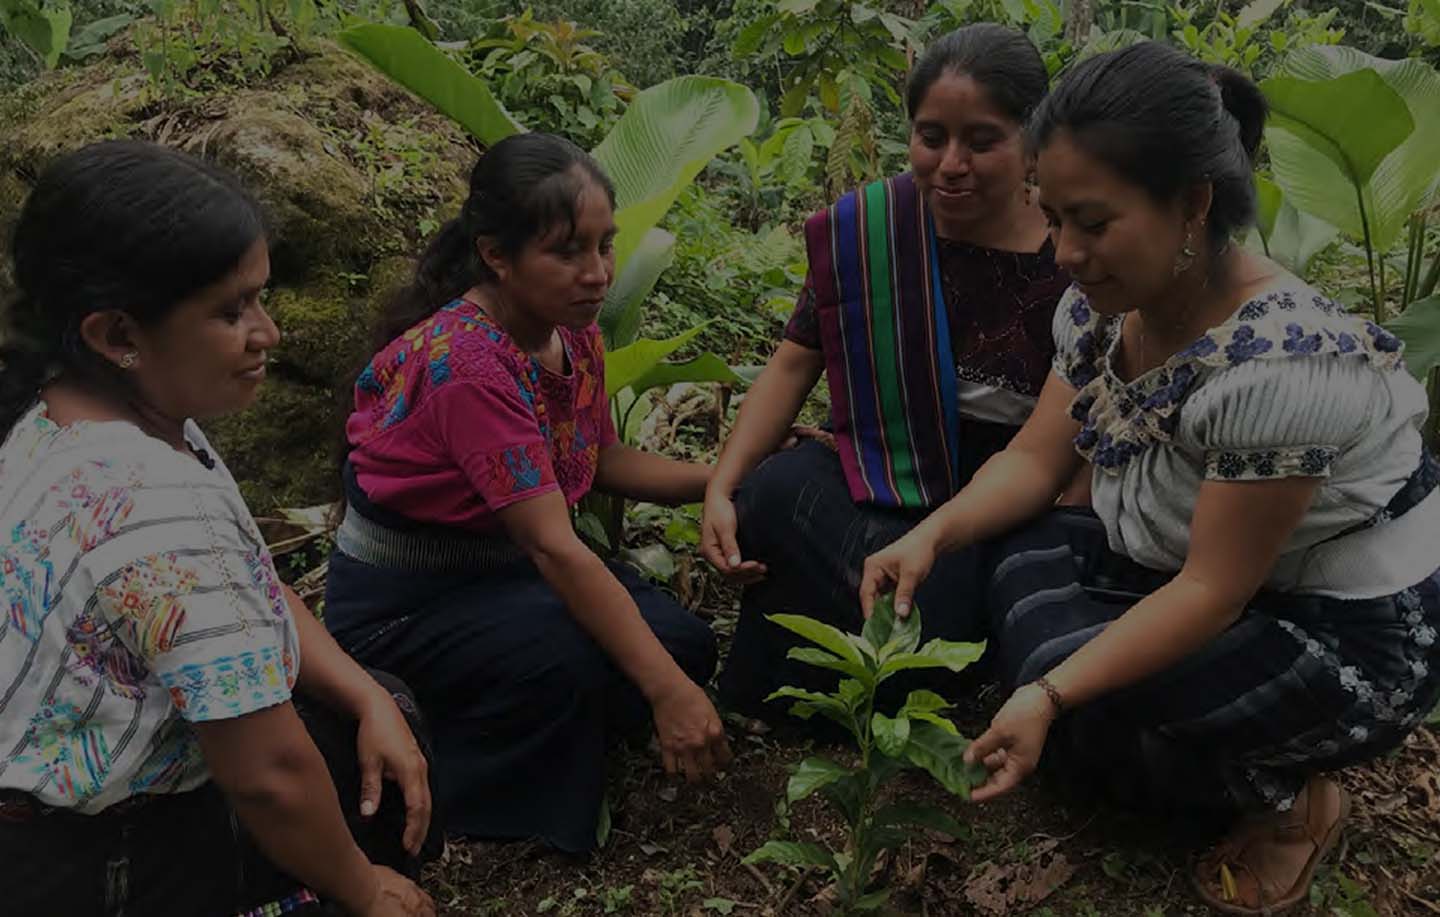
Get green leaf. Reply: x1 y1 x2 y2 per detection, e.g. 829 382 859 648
0 0 72 68
604 325 705 397
872 803 969 838
877 599 922 660
1263 69 1411 185
620 543 675 582
703 899 738 915
339 24 525 144
778 124 815 186
1248 175 1338 274
860 592 897 652
766 614 869 669
906 711 960 736
787 756 853 803
598 228 675 349
628 352 746 398
820 772 867 826
595 793 612 847
871 712 911 756
766 686 851 725
1266 47 1440 252
778 0 822 15
743 840 839 872
1237 0 1285 28
902 721 991 798
1385 294 1440 379
877 638 986 681
897 689 952 717
62 12 132 61
733 14 778 56
592 76 759 270
853 888 893 911
787 646 873 682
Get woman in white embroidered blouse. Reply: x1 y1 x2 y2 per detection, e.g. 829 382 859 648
0 142 436 917
859 42 1440 915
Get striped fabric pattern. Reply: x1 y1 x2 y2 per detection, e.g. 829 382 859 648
806 172 959 508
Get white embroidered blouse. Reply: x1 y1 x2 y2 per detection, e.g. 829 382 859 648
1052 278 1439 598
0 402 300 811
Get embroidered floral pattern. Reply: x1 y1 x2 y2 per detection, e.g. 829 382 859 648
1205 446 1339 481
160 644 295 721
1057 285 1407 474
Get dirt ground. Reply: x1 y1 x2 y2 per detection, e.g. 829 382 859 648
419 600 1440 917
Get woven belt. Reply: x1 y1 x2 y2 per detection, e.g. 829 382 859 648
334 504 526 573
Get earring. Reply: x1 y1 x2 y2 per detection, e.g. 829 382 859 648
119 352 138 369
1024 174 1037 206
1173 229 1199 277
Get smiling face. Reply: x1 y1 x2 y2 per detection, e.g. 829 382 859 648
908 72 1030 239
1036 129 1197 315
487 173 616 331
125 237 279 421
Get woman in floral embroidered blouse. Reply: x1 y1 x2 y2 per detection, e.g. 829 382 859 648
860 43 1440 915
323 133 730 854
0 143 436 916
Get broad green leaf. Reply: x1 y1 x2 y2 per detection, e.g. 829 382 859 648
902 721 991 798
743 840 839 872
598 228 674 348
766 686 852 728
871 712 911 756
872 803 969 838
1263 70 1411 185
1268 47 1440 251
860 593 896 653
778 125 815 186
766 614 868 668
0 0 72 68
593 77 759 269
787 646 873 683
1075 28 1148 63
1237 0 1285 28
878 603 922 660
907 711 960 736
898 689 952 717
853 888 893 911
62 12 132 61
1385 294 1440 380
778 0 822 13
1249 175 1338 273
702 899 738 915
786 756 852 803
1410 0 1440 45
339 24 525 144
820 773 867 827
877 638 986 681
628 352 746 397
837 678 867 709
604 326 704 397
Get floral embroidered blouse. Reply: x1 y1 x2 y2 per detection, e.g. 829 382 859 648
1052 278 1439 598
0 403 300 811
346 299 617 533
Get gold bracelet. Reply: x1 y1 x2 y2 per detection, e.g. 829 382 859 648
1034 675 1066 715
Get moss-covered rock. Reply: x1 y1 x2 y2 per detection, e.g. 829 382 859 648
0 38 472 512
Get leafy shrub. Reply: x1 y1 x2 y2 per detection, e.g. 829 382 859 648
744 595 988 914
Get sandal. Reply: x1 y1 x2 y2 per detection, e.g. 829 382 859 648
1191 777 1352 916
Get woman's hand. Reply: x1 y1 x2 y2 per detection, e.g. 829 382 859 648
858 529 938 619
650 678 733 783
353 865 436 917
355 691 432 857
700 488 767 584
962 684 1058 802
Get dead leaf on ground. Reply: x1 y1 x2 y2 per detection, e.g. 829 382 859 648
713 824 735 856
963 839 1077 916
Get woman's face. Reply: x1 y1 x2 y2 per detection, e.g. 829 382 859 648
908 72 1028 239
1036 130 1193 315
127 237 280 421
492 176 617 331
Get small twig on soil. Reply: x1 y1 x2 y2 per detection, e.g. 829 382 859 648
1378 863 1440 914
1026 810 1100 845
776 868 810 913
743 861 775 896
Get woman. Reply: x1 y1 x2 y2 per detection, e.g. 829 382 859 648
861 42 1440 914
323 132 730 854
0 142 437 917
707 24 1071 715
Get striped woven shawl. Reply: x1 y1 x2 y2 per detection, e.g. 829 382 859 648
805 172 959 508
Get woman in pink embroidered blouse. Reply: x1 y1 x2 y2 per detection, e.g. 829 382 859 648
324 133 730 853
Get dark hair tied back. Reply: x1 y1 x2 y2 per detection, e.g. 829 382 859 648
907 23 1049 123
1026 41 1268 249
2 140 264 435
375 132 616 348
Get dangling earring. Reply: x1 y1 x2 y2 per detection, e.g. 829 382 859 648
1173 229 1199 277
119 351 138 369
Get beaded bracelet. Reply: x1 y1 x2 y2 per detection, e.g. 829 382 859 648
1034 675 1066 715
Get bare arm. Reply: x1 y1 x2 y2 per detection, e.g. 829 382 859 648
860 370 1085 614
193 705 390 915
498 490 730 779
594 443 710 505
965 475 1320 801
287 586 431 854
700 341 823 576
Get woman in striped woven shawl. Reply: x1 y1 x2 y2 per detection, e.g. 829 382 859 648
861 42 1440 915
706 24 1071 717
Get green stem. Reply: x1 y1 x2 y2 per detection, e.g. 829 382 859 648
1421 233 1440 301
1356 181 1382 323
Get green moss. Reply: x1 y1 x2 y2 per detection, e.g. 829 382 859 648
208 378 346 512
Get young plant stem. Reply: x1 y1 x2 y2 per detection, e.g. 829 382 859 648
1356 182 1382 322
1403 212 1423 309
1421 236 1440 301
